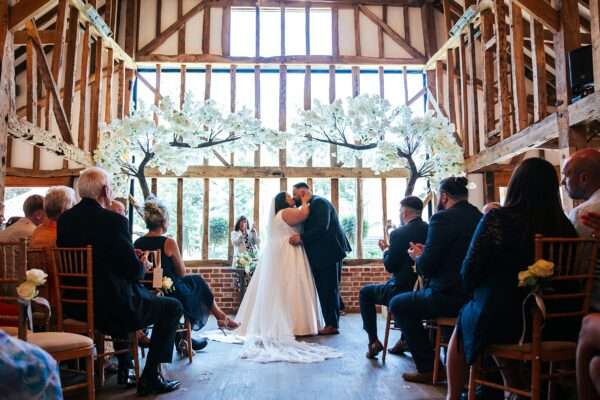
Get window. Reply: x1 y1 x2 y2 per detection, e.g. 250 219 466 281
360 69 380 96
259 70 280 166
383 69 405 106
260 8 281 57
286 69 305 166
160 70 181 103
231 8 256 57
182 179 203 259
385 178 408 230
362 179 383 258
309 8 332 55
157 179 179 240
312 178 331 201
4 187 48 220
310 70 332 167
234 179 254 226
210 69 231 114
338 179 357 258
185 69 206 102
209 179 229 259
285 8 306 55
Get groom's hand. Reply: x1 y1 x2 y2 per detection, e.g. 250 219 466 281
289 234 302 246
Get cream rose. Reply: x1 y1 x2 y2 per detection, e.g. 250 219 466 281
518 270 533 287
17 281 38 301
26 269 48 286
162 276 174 291
528 259 554 278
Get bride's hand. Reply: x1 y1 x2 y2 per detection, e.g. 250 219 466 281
301 191 312 205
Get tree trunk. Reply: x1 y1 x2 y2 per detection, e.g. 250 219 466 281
136 173 151 199
404 155 419 197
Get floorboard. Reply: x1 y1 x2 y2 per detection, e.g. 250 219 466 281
95 314 447 400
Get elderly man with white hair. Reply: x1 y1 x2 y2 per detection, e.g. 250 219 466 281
57 167 183 396
31 186 76 248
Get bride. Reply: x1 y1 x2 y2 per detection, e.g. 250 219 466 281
234 191 341 363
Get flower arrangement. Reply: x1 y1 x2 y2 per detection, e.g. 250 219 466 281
16 269 48 302
235 251 257 274
518 259 555 288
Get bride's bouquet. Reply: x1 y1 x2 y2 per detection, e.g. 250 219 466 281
235 250 257 274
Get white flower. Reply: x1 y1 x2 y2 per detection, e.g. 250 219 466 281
162 276 174 292
17 281 38 301
26 269 47 286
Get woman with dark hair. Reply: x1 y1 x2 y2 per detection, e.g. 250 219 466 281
231 216 260 260
445 158 577 400
134 198 239 354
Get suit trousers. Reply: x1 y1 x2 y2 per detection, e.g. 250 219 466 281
359 282 412 340
311 261 342 329
389 288 464 373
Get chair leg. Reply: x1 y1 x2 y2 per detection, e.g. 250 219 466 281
433 325 442 385
467 357 481 400
131 332 141 382
186 319 193 363
382 311 391 364
531 357 541 400
95 335 105 387
87 352 96 400
547 361 556 400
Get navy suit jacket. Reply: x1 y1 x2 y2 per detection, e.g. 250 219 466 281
57 198 154 336
384 217 428 290
301 195 351 268
416 201 482 295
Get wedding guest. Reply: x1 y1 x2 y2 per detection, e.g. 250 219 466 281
360 196 428 359
582 211 600 236
0 195 45 242
110 199 127 217
57 167 183 395
5 217 22 227
231 216 260 258
482 202 500 214
135 197 239 352
0 329 62 399
445 158 577 400
390 177 481 383
577 314 600 400
562 148 600 310
31 186 76 248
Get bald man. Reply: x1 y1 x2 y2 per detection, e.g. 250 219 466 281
562 148 600 310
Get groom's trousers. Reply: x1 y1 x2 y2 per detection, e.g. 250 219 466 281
312 261 342 329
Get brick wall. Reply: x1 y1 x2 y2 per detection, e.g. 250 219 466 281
187 264 388 314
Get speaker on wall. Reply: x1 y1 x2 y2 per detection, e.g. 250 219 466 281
569 45 594 101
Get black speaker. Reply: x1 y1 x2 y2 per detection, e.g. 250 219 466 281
569 45 594 101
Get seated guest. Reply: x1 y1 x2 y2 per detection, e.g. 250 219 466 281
577 314 600 400
582 211 600 236
0 195 45 242
360 196 428 359
0 329 62 399
134 197 239 352
231 216 260 258
390 177 482 383
110 199 127 217
446 158 577 400
31 186 76 248
562 148 600 310
57 167 183 395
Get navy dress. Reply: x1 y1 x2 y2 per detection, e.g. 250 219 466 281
134 236 213 331
458 208 577 364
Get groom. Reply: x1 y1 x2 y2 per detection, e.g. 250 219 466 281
290 182 351 335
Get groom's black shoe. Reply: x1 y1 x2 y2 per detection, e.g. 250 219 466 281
137 372 181 396
318 326 339 336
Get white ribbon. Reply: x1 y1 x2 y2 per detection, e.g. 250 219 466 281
519 291 546 346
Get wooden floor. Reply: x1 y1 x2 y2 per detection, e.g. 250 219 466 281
96 314 446 400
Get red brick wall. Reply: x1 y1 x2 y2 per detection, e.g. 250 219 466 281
187 264 388 314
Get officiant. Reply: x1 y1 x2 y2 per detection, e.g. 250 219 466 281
231 216 260 258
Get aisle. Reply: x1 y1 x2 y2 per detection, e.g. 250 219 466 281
96 314 446 400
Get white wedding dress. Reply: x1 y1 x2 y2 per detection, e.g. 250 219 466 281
234 201 341 363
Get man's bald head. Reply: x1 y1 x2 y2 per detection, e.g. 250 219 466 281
562 148 600 200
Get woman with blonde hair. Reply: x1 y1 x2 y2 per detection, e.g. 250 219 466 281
134 197 239 354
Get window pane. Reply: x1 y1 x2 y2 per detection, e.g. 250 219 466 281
383 69 405 106
287 70 305 166
360 69 380 96
157 178 179 241
210 69 231 113
312 178 331 201
362 179 383 259
183 179 203 260
407 72 426 116
136 71 155 109
259 179 280 233
338 178 356 258
260 8 281 57
185 69 206 101
310 8 332 55
385 178 408 231
260 70 280 166
209 179 229 259
310 70 332 167
285 8 306 55
160 71 180 103
335 69 353 101
231 8 256 57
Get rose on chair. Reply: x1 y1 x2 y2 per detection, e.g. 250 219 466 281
161 276 175 294
518 259 554 288
16 269 48 301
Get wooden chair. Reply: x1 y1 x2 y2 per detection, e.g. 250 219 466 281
49 246 139 387
431 317 456 384
467 235 599 400
136 250 194 364
27 247 53 329
0 240 95 399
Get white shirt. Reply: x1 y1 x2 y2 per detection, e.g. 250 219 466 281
0 218 37 242
569 188 600 238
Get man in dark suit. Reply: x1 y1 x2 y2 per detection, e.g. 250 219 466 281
57 167 183 396
290 182 351 335
359 196 428 359
390 177 482 383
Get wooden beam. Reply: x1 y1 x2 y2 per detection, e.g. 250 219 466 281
458 33 469 157
481 9 495 140
0 0 7 57
45 0 68 131
279 64 287 191
202 177 209 259
442 0 457 129
145 165 409 179
26 39 39 171
8 0 57 30
510 3 528 132
222 5 230 57
117 62 126 118
466 21 479 153
89 37 103 151
202 4 210 55
14 29 56 45
494 0 511 140
590 0 600 92
25 20 74 145
177 177 183 252
155 0 161 39
402 65 409 104
358 4 424 59
531 20 548 122
255 6 260 57
178 0 186 55
512 0 559 33
402 6 410 45
354 5 361 56
137 1 205 55
78 25 90 150
62 6 79 123
104 49 114 123
332 7 339 57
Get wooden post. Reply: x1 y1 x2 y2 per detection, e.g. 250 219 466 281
202 177 209 259
591 0 600 92
178 0 186 55
381 178 388 241
354 5 361 57
352 67 362 259
151 178 157 195
63 5 79 124
104 49 114 123
0 31 14 205
46 0 68 131
531 21 548 122
494 0 511 140
510 3 527 132
458 34 469 157
89 38 103 152
481 9 495 142
279 65 287 191
441 0 457 128
466 21 479 153
329 65 337 167
332 7 339 58
177 178 183 251
78 26 90 150
202 5 210 55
